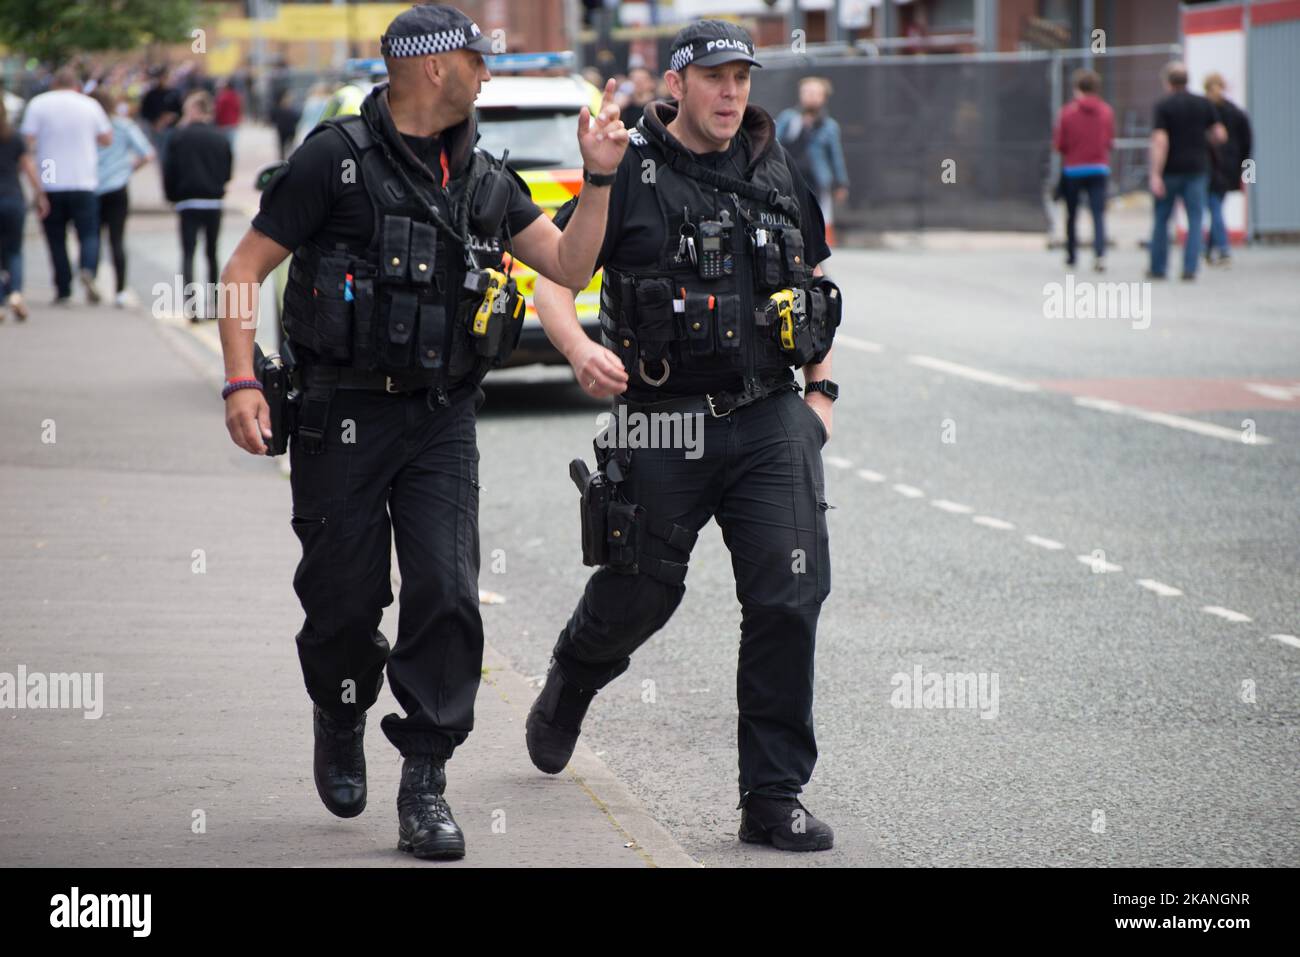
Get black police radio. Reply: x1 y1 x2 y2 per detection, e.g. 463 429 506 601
696 220 732 278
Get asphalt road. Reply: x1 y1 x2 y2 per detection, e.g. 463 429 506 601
121 211 1298 868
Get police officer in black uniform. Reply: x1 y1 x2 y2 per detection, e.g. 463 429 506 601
218 4 628 861
528 21 841 852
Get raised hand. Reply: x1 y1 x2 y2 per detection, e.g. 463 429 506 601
577 77 629 176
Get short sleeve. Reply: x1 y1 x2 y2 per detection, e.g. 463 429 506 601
502 165 544 235
1153 100 1170 133
250 130 340 252
18 99 39 137
92 101 112 135
127 120 154 159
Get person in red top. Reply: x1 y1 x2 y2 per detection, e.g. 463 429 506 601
213 78 243 152
1052 68 1114 271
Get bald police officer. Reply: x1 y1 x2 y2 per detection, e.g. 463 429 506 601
528 21 841 852
219 4 628 861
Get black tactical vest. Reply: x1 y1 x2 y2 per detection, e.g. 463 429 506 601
600 100 840 396
281 85 522 394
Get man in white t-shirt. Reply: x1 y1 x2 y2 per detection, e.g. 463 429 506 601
20 67 112 304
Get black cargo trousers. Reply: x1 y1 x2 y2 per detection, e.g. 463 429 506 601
288 380 485 759
552 385 832 803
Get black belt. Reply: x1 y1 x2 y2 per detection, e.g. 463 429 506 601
302 365 476 403
618 373 796 418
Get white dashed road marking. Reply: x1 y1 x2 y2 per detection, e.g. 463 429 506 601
847 463 1292 650
834 334 884 353
1244 383 1300 402
1136 579 1184 597
825 455 853 469
1073 396 1274 445
907 354 1040 393
1202 606 1252 623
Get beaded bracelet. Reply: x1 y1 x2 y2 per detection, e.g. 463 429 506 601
221 378 263 400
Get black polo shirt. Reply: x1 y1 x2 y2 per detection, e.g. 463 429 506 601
553 128 830 401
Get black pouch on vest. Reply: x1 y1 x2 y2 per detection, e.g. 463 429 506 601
381 216 411 281
786 315 818 367
351 269 376 370
715 294 743 352
682 290 715 357
491 278 525 367
382 290 417 368
781 230 810 284
606 501 639 571
635 277 675 363
304 253 354 362
408 222 437 285
809 277 843 363
601 283 635 368
448 298 478 381
756 236 783 288
417 302 445 369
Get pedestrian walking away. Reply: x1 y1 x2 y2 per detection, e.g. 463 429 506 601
1203 72 1252 268
529 20 842 852
92 88 155 308
271 90 302 161
18 65 112 305
1052 68 1113 272
218 2 627 862
164 90 232 321
1147 61 1226 281
0 95 49 322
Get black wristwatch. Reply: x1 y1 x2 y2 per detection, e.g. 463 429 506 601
806 380 839 402
582 168 616 187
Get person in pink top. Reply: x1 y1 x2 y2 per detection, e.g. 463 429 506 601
1052 69 1114 272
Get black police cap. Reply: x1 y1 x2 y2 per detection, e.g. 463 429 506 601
668 20 762 73
380 4 494 58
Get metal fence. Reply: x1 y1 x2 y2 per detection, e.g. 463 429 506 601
750 44 1181 234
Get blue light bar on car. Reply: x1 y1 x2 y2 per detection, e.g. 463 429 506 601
344 58 388 77
484 51 575 72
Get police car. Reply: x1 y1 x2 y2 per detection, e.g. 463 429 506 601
254 53 604 371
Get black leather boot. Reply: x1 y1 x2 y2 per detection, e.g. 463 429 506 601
525 662 596 774
396 756 465 860
312 706 366 818
738 796 835 852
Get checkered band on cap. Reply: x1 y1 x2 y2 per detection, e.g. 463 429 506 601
381 27 470 57
669 44 695 73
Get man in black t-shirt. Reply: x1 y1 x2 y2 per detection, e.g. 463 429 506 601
1148 61 1226 280
217 4 628 862
525 21 840 853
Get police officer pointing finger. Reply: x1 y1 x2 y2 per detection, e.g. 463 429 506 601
217 3 627 861
529 21 841 852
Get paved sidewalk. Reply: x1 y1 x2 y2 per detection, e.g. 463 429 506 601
0 258 696 867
